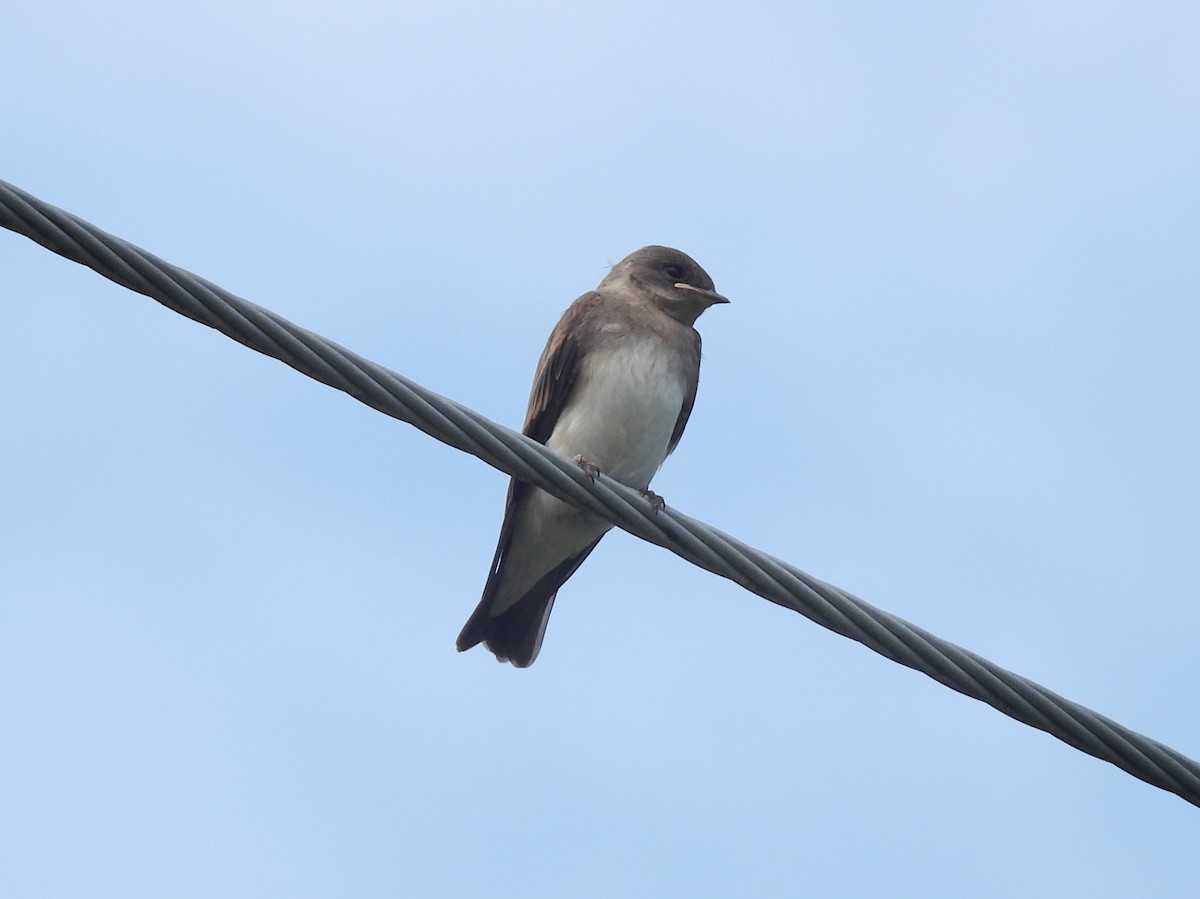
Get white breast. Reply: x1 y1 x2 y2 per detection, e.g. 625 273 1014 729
545 338 686 491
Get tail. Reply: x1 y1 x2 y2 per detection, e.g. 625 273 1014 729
455 591 557 668
456 537 603 667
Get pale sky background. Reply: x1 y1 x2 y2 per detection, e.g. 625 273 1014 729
3 2 1199 896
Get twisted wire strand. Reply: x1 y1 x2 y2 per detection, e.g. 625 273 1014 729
3 178 1197 807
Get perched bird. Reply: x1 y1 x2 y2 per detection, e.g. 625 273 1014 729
456 245 729 667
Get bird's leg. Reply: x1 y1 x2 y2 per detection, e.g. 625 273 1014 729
641 489 665 515
572 454 601 481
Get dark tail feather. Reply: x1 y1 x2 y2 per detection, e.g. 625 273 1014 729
456 590 557 668
456 537 603 667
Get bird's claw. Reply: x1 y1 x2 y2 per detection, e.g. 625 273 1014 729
573 454 601 482
642 489 665 515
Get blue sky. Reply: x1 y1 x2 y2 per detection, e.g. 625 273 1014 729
3 2 1199 896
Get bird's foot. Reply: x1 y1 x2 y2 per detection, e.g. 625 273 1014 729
642 489 666 515
573 454 601 482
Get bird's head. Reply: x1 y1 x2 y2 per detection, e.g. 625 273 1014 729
602 245 729 325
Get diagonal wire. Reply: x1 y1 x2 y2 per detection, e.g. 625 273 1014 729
2 177 1198 807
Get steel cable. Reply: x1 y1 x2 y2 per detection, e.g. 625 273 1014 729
3 178 1197 807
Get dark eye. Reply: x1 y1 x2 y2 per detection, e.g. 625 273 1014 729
664 264 684 279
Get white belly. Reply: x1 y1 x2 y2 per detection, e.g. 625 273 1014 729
490 338 688 612
546 338 685 490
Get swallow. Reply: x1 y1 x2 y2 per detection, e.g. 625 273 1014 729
456 245 728 666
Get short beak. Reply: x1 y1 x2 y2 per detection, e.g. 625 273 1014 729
674 283 731 305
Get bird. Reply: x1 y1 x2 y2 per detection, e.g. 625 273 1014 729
456 245 729 666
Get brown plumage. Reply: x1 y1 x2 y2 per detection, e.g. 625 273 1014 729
456 246 728 666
